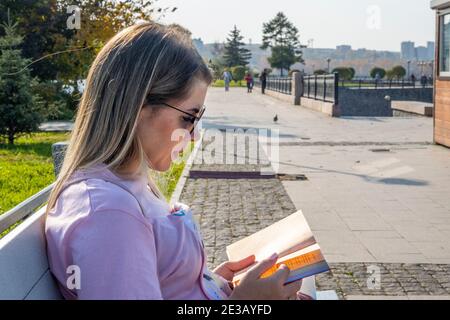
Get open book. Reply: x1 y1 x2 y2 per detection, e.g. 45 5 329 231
226 210 329 286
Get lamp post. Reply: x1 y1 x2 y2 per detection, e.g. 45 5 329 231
428 61 434 77
417 61 427 76
326 58 331 73
407 60 411 79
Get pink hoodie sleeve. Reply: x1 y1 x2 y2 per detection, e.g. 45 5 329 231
68 209 162 300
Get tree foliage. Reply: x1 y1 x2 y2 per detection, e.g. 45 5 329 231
0 18 44 145
261 12 303 76
0 0 175 119
370 67 386 79
332 67 354 80
231 65 246 85
390 65 406 79
314 69 327 75
223 25 251 67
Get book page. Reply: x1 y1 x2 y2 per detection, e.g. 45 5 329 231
226 210 315 262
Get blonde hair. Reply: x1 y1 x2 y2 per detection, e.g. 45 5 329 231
46 22 212 214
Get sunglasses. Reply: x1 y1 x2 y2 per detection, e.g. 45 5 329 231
162 102 206 134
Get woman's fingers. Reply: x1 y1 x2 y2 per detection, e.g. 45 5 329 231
272 264 291 284
246 254 278 280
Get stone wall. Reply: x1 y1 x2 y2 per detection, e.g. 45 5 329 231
338 87 433 117
300 97 340 117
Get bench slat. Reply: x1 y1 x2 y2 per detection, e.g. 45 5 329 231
0 206 61 299
25 269 63 300
0 184 54 234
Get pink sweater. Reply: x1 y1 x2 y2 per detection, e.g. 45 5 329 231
45 164 227 300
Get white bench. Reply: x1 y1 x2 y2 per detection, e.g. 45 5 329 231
0 205 63 300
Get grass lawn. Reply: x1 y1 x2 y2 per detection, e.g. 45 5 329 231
0 132 70 215
150 142 193 201
212 79 247 88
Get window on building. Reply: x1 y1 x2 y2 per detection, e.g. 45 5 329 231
440 13 450 76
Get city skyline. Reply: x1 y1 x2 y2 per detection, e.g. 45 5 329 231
156 0 435 52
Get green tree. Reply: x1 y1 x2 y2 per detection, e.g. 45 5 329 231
0 17 43 145
348 67 356 79
314 69 327 75
208 58 224 81
261 12 303 76
386 69 395 80
370 67 386 79
0 0 71 81
0 0 174 117
390 65 407 79
332 67 353 80
223 25 251 67
231 66 246 85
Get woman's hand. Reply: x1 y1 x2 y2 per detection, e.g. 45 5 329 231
228 254 303 300
213 255 256 282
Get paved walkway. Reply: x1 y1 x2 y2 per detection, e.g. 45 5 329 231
177 87 450 299
200 87 450 265
39 121 73 132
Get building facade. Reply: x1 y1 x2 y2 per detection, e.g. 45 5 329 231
401 41 416 60
431 0 450 147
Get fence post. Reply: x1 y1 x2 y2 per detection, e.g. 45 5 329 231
293 72 302 105
334 73 339 105
52 142 68 177
314 75 318 100
308 76 310 97
323 75 327 101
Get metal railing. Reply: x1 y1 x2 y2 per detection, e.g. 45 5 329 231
267 77 292 95
338 78 433 89
303 74 338 103
254 76 292 95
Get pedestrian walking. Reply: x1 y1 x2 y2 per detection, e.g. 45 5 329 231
244 72 254 93
260 69 267 94
223 69 232 92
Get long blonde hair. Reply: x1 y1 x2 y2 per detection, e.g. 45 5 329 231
46 22 212 214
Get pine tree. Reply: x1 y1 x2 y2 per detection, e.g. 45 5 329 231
223 25 252 67
261 12 303 76
0 13 43 145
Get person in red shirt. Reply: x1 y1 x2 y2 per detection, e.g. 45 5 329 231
244 73 254 93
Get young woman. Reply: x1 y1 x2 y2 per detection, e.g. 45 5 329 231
45 22 304 300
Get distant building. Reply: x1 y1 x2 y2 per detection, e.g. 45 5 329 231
401 41 435 61
401 41 416 60
336 45 352 54
427 41 436 60
416 46 429 60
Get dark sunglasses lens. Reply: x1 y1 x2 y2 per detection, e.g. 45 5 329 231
190 106 205 134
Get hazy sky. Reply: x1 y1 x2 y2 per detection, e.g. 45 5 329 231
156 0 435 51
